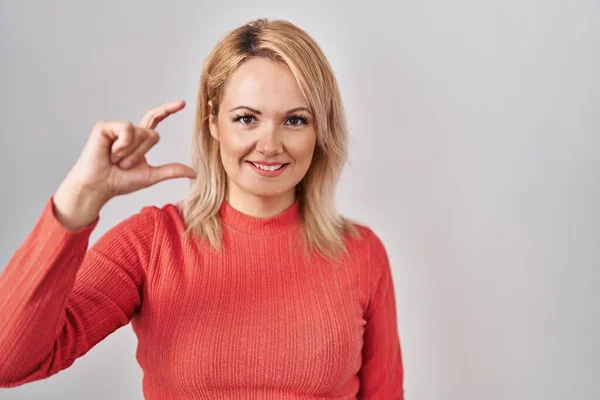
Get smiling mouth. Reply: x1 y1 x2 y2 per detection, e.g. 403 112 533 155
246 161 289 171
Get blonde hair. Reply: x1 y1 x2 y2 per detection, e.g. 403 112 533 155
180 18 359 260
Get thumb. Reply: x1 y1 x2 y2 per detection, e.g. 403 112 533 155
148 163 197 185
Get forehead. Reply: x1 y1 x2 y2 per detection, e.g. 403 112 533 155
221 58 308 110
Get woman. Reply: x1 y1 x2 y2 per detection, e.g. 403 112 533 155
0 18 404 399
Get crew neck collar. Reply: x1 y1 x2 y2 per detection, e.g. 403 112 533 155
218 199 301 235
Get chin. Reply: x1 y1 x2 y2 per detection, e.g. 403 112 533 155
245 184 290 198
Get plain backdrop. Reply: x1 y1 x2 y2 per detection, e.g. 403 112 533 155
1 0 598 399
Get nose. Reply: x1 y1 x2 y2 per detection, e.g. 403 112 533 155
256 124 283 157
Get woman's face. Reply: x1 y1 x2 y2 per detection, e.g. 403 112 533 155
208 58 316 205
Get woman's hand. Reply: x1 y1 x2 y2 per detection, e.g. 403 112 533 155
53 100 196 230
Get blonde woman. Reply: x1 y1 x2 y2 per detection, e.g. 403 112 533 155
0 18 404 399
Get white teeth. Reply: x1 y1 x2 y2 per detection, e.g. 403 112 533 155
251 162 284 171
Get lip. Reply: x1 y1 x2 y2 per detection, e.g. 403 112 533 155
247 161 288 166
246 161 289 177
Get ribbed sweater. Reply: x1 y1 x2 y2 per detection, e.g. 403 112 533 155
0 195 404 399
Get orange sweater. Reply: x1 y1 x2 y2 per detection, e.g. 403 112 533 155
0 195 404 399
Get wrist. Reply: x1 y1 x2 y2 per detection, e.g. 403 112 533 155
53 178 108 231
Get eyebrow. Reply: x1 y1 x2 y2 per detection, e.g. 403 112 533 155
229 105 313 115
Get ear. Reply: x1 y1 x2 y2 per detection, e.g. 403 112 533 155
207 100 219 141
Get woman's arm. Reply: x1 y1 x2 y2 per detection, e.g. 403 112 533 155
358 229 405 399
0 194 156 387
0 101 192 387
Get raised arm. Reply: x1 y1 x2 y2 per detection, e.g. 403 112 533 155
0 194 155 386
0 100 196 386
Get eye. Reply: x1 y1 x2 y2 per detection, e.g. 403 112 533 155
231 114 256 125
285 115 309 126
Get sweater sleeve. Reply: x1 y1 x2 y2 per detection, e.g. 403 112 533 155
0 195 156 387
357 229 405 399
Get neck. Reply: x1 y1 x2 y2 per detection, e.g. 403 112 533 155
225 186 296 218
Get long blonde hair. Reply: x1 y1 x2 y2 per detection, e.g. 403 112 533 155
180 18 359 260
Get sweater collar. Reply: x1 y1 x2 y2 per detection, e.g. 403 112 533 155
218 199 301 235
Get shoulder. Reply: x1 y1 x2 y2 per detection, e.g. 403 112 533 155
340 220 393 306
134 201 189 238
102 201 183 240
99 203 157 236
337 219 390 280
343 219 388 258
343 220 395 307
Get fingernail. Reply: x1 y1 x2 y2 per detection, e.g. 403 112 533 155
121 160 132 169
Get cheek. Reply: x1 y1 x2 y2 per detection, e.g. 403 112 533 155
219 131 254 163
287 134 317 166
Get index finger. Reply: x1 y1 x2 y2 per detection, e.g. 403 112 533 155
139 100 186 130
